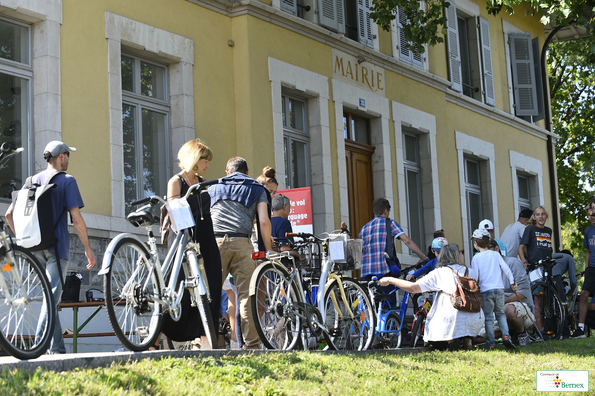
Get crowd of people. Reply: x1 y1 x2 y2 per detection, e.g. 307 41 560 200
361 197 594 350
7 138 593 353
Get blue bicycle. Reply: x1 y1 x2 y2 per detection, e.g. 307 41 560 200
367 275 412 349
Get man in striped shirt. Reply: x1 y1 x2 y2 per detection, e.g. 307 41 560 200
358 198 427 280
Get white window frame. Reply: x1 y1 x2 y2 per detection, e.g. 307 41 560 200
456 131 498 265
333 79 391 237
445 0 495 106
393 102 439 264
121 54 171 213
282 93 311 189
269 57 333 234
517 174 532 212
402 133 425 251
0 16 33 195
105 12 195 218
465 158 483 241
509 150 544 214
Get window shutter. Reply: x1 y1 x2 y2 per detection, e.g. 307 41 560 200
445 3 462 92
318 0 338 31
412 49 424 69
478 17 495 106
509 33 538 116
281 0 298 16
357 0 374 48
397 6 412 63
336 0 345 35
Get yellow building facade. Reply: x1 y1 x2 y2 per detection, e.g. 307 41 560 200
0 0 559 284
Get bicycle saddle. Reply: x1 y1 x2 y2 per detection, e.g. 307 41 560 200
127 210 156 227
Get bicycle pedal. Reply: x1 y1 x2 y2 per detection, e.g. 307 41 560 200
328 328 341 337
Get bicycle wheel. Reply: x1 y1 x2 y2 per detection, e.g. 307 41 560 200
410 312 424 348
250 262 302 350
0 246 55 360
530 282 565 340
323 277 375 351
196 292 218 349
385 312 403 348
104 237 162 351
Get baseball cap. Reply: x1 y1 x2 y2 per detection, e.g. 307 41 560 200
478 219 494 231
471 228 490 239
431 237 448 251
44 141 76 161
519 209 533 219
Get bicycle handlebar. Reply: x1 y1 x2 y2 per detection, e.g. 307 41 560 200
129 178 220 208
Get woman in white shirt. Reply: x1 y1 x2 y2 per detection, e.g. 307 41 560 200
379 244 484 350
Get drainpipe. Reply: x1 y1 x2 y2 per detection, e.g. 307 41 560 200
541 24 563 252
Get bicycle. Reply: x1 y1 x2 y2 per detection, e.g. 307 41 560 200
410 292 432 348
565 270 585 337
367 274 414 349
0 143 56 359
249 232 375 351
99 179 219 351
527 258 565 340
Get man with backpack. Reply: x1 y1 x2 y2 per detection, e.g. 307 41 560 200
5 141 96 354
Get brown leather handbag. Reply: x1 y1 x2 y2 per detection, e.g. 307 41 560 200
443 266 482 313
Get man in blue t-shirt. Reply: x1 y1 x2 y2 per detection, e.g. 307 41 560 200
573 201 595 338
270 194 299 256
6 141 96 354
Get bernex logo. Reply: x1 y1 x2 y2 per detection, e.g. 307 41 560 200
537 371 589 392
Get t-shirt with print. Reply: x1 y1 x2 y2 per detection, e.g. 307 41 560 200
519 225 553 264
584 225 595 268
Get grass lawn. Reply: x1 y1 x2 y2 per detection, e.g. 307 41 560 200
0 338 593 395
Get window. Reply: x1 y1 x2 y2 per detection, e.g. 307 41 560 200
403 133 424 250
121 54 170 214
465 159 483 239
518 175 531 213
343 112 370 145
318 0 374 48
0 18 30 200
392 6 424 69
445 3 495 106
282 95 310 189
280 0 313 19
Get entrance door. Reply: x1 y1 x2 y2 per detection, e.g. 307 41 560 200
346 141 375 236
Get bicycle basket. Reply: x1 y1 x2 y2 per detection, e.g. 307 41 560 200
329 234 362 271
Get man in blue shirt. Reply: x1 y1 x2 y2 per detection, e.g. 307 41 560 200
6 141 96 354
270 194 299 256
573 201 595 338
359 198 427 279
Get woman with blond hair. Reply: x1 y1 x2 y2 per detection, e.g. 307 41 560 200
160 139 222 349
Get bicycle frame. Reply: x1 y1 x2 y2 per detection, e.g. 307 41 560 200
369 281 409 339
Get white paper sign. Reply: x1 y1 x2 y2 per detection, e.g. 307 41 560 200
166 198 195 231
329 240 345 261
529 268 543 282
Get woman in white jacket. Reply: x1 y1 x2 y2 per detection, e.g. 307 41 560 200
379 244 484 350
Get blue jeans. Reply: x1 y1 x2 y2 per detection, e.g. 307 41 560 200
481 289 509 347
34 250 69 354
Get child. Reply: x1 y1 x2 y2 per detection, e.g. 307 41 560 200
471 228 518 350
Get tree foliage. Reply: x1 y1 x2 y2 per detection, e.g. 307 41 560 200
371 0 595 54
549 39 595 251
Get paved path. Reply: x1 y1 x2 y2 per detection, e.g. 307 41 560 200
0 347 425 372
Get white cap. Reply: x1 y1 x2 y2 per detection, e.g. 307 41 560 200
472 228 490 239
43 141 76 161
478 219 494 231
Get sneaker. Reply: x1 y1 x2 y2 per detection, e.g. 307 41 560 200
502 335 516 350
517 333 530 346
571 328 586 339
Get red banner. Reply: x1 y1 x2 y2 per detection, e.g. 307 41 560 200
276 187 313 234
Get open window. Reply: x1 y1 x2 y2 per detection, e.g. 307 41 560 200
445 2 495 106
508 33 539 117
318 0 374 48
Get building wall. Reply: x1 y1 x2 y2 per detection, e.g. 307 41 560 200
0 0 558 293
